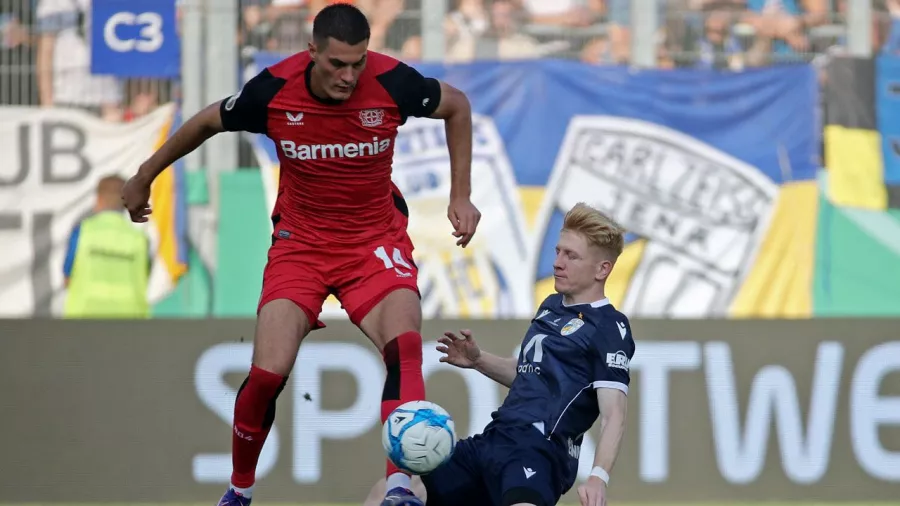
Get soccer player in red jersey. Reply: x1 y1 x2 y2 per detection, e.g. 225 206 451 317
121 4 480 506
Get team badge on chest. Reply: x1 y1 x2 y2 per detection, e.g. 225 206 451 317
561 318 585 336
360 109 384 127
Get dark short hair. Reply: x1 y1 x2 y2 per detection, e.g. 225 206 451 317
312 3 370 48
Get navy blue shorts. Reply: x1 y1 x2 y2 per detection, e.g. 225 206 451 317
421 425 573 506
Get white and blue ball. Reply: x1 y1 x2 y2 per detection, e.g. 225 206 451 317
382 400 456 475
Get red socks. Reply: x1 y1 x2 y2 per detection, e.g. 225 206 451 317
381 331 426 478
231 365 287 488
229 334 423 488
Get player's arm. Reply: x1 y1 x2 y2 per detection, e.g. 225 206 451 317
429 81 473 203
474 352 518 389
133 102 225 184
430 81 481 247
124 69 284 222
133 68 283 186
437 329 517 388
590 387 627 484
379 62 481 246
585 324 635 490
379 64 471 185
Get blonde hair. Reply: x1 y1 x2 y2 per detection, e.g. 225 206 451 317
96 174 127 209
562 202 626 259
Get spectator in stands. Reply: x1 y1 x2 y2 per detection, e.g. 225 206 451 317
63 175 153 319
240 0 382 53
695 9 746 70
606 0 666 64
521 0 602 27
0 0 38 106
445 0 490 57
880 0 900 53
810 0 891 74
395 30 422 59
661 0 737 67
123 80 163 122
239 0 276 52
518 0 604 59
35 0 122 120
262 0 314 52
742 0 828 63
445 0 544 61
580 35 616 64
367 0 414 57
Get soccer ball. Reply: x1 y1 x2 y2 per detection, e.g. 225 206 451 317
382 400 456 475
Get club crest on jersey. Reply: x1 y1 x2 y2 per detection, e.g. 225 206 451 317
561 318 584 336
359 109 384 127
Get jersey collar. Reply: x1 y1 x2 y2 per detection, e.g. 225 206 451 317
561 297 610 308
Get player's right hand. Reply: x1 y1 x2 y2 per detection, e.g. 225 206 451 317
447 197 481 248
122 174 153 223
436 329 482 369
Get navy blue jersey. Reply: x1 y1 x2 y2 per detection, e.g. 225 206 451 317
486 294 635 448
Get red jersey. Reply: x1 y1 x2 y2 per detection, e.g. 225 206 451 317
219 50 441 246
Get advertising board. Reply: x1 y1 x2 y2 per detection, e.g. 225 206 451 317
1 319 898 502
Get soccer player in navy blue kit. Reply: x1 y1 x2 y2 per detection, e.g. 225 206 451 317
369 202 634 506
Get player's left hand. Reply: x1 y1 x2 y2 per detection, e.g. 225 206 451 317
577 476 607 506
447 197 481 248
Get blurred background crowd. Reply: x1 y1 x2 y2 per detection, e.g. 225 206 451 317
2 0 898 122
237 0 899 68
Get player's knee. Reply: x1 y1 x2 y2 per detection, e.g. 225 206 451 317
358 287 422 347
501 487 546 506
254 298 312 375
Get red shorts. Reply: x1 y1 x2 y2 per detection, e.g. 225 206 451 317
257 225 420 330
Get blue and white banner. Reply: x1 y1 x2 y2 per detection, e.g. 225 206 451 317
90 0 180 78
244 52 820 319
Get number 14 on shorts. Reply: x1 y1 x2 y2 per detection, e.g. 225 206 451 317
374 246 414 277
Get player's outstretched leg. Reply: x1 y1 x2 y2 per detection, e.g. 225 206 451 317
356 289 426 506
218 299 310 506
380 330 426 506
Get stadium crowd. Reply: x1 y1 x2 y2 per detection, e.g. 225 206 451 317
1 0 898 120
239 0 900 68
